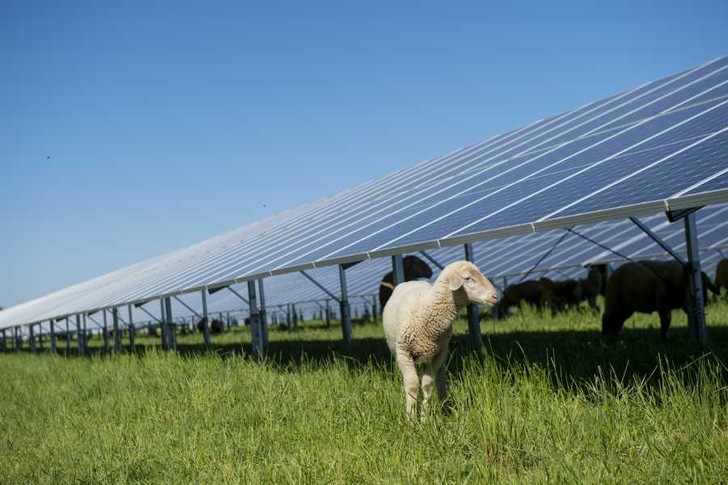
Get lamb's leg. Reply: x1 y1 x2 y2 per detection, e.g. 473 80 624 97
396 349 419 421
421 348 448 420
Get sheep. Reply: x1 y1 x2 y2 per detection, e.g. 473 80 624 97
538 277 582 314
602 260 718 341
382 260 498 421
491 279 543 318
196 318 223 334
578 266 603 311
378 255 434 309
715 258 728 297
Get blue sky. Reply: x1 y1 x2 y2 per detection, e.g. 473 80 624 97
1 0 727 307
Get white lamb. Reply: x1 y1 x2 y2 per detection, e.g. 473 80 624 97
383 260 498 421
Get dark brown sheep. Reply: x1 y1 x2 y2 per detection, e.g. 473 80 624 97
579 267 603 311
602 260 718 341
196 318 223 334
715 258 728 297
378 255 434 309
538 278 582 314
492 279 544 318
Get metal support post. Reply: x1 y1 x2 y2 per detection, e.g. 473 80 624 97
248 281 264 357
102 310 110 354
29 324 36 353
77 315 85 355
339 265 352 346
127 304 136 352
258 279 269 348
292 303 298 329
1 329 6 352
684 212 707 345
372 296 378 324
164 297 176 351
201 290 211 348
65 318 71 353
325 300 332 327
464 243 482 348
159 299 168 350
392 254 405 285
50 320 57 354
113 308 121 353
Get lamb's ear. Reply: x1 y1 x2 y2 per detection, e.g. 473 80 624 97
447 273 464 291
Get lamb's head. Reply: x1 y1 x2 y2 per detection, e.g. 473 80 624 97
441 261 499 308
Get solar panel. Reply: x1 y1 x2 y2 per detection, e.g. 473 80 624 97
2 56 727 330
150 203 728 322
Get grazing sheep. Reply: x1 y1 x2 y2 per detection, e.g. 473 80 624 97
538 278 582 314
602 260 718 341
383 260 498 421
196 318 223 334
578 267 603 311
715 258 728 297
378 255 434 309
492 280 544 318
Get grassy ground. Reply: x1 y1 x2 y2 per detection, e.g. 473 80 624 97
2 300 728 483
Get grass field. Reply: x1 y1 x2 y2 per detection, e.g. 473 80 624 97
2 299 728 483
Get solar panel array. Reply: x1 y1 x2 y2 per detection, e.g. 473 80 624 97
174 203 728 320
21 201 728 335
2 56 727 330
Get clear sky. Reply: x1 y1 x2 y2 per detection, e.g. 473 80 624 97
1 0 727 308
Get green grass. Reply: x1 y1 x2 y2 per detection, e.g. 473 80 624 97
2 300 728 483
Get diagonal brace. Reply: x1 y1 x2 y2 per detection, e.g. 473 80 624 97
418 250 445 270
629 216 686 266
225 286 249 304
137 304 164 324
300 270 341 303
172 295 203 319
